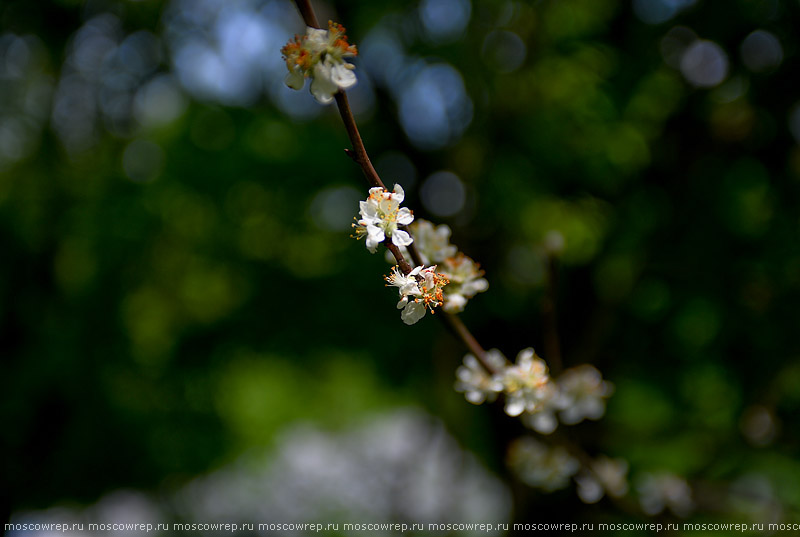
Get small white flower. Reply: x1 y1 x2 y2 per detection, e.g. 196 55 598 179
281 21 358 104
497 348 552 417
384 220 487 313
385 265 448 325
556 365 614 425
439 253 489 313
454 350 506 404
508 437 579 492
637 472 694 517
593 456 629 498
353 184 414 254
575 456 629 504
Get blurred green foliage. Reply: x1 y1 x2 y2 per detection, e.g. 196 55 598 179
2 0 800 530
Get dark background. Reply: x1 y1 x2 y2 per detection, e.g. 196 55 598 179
2 0 800 531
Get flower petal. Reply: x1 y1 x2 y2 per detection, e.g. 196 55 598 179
392 184 405 203
330 62 357 89
397 207 414 225
310 63 339 104
401 301 427 325
505 398 525 417
365 227 384 253
443 293 467 313
391 229 413 248
285 69 305 90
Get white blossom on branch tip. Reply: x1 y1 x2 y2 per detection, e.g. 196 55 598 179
352 184 414 253
281 21 358 104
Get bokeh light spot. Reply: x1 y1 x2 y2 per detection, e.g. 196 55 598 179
419 0 472 44
680 39 728 88
672 298 721 349
309 186 362 231
741 30 783 73
660 26 697 68
481 30 527 73
420 171 466 218
123 139 164 183
134 75 188 128
375 151 417 190
398 63 473 150
633 0 697 25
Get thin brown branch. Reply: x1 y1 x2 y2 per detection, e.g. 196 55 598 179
384 243 413 275
441 313 497 373
291 0 493 373
294 0 320 28
334 92 385 190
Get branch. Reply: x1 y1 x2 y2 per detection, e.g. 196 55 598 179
291 0 494 373
294 0 320 28
335 93 385 190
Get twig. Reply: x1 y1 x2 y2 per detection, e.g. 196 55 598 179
290 0 495 372
334 93 385 190
294 0 320 29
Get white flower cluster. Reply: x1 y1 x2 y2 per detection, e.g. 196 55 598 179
507 437 579 492
386 219 488 313
454 349 506 404
508 438 629 501
637 472 694 517
352 184 414 253
454 349 613 435
440 253 490 313
385 265 449 325
575 456 629 504
498 348 554 418
557 365 614 425
281 21 358 104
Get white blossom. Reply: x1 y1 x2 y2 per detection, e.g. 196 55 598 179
507 437 579 492
440 253 489 313
637 472 694 517
386 220 457 265
385 265 448 325
496 348 553 417
353 184 414 253
575 456 629 504
383 219 488 313
454 350 506 405
281 21 358 104
557 365 614 425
